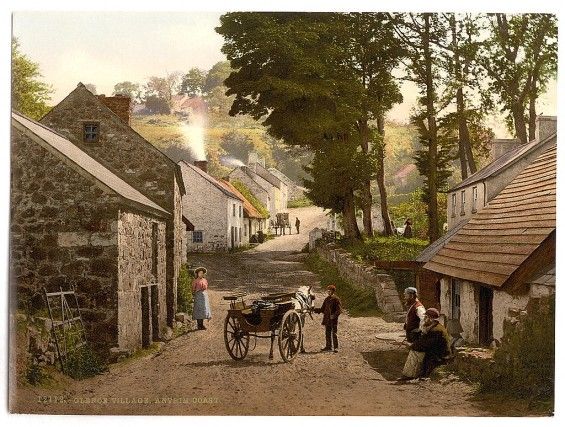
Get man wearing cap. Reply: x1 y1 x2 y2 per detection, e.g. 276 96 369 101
403 287 425 343
399 308 452 380
314 285 342 353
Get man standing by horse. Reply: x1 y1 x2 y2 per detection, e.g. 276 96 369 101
314 284 342 353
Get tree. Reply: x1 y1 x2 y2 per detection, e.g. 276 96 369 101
217 13 402 239
11 38 52 119
179 68 206 97
203 61 232 94
477 14 557 143
144 72 181 109
145 95 170 114
84 83 97 94
391 13 449 242
113 81 142 102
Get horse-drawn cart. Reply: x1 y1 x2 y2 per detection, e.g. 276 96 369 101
223 291 309 362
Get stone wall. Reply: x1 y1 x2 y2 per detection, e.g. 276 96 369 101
315 244 404 317
117 211 167 350
41 83 183 326
11 126 121 351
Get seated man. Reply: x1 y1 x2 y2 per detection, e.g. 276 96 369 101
399 308 452 380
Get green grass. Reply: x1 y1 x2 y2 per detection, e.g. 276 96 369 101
231 180 270 218
305 253 381 317
342 236 428 262
287 196 313 208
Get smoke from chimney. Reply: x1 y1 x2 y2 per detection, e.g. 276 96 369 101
180 113 207 161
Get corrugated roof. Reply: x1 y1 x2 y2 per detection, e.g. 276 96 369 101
12 112 169 217
178 160 241 201
424 143 556 288
449 132 556 192
219 180 266 219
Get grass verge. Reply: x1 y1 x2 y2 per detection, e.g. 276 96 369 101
305 253 381 317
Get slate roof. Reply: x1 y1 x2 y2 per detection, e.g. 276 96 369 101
219 180 267 219
527 264 556 287
424 143 556 288
250 162 283 188
449 132 556 192
12 111 169 217
178 160 241 201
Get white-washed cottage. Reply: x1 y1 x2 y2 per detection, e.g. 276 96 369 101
447 116 556 229
11 112 170 355
179 160 245 251
423 143 556 346
268 167 306 202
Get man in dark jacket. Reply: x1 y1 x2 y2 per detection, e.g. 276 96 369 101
314 284 342 353
399 308 452 380
403 287 425 343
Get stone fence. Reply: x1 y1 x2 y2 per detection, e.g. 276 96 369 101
313 240 405 321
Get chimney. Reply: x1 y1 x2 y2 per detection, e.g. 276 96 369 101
490 138 522 160
194 160 208 174
98 94 132 125
535 115 557 142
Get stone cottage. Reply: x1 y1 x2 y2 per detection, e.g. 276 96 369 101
40 83 187 327
423 143 556 346
447 116 556 229
218 180 268 244
247 153 288 215
179 160 245 251
11 112 170 354
268 167 306 202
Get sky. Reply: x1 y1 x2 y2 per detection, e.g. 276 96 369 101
12 11 557 138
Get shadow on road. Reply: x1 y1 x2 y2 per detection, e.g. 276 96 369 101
361 349 409 381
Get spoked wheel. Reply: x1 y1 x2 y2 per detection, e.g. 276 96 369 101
278 310 302 362
224 314 250 361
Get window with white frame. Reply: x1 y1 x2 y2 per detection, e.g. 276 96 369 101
460 190 466 215
451 193 457 217
472 186 478 212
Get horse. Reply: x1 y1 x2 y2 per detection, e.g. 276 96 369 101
292 285 316 353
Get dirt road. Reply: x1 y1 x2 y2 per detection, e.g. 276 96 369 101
13 207 500 416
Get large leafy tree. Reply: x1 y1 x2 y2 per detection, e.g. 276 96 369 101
203 61 232 94
477 13 557 143
217 12 402 239
144 72 181 109
179 67 206 97
11 38 52 119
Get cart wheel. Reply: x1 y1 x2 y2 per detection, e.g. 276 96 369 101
278 310 302 362
224 314 250 361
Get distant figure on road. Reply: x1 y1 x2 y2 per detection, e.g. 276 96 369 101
295 217 301 234
314 284 342 353
403 218 413 238
192 267 212 330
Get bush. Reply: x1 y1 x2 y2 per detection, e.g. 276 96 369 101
287 197 313 208
305 254 380 317
476 296 554 402
231 180 270 218
26 360 49 385
342 236 428 262
63 346 107 380
177 264 193 315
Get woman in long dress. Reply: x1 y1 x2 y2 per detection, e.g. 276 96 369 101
192 267 211 330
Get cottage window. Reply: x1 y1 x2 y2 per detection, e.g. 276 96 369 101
244 224 248 237
239 227 242 241
193 230 203 243
451 194 457 218
472 186 478 213
451 280 461 319
233 204 236 217
239 205 242 218
460 190 466 215
83 122 100 143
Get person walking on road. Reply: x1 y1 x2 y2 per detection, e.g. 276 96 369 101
295 217 301 234
192 267 212 330
314 284 342 353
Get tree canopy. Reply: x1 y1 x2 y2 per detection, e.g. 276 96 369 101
11 38 52 119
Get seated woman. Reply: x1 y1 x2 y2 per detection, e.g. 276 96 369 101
398 308 451 380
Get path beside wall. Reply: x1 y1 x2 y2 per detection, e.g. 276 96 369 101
315 243 405 320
